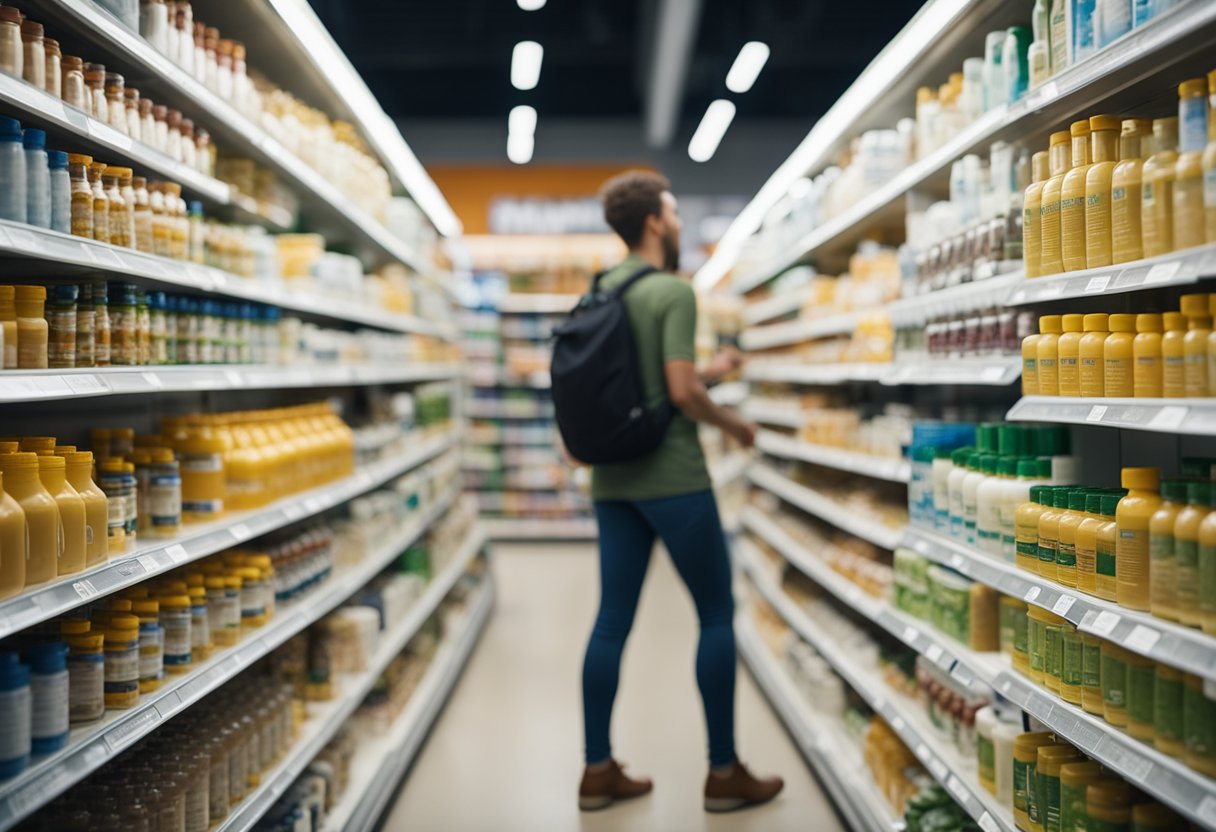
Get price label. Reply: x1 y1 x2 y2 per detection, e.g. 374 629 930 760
890 715 905 732
141 372 164 390
1086 405 1108 422
165 544 188 564
1052 595 1076 617
283 503 305 521
978 813 1001 832
1145 260 1182 285
1084 275 1111 293
949 553 966 570
73 579 98 600
230 523 252 542
1149 406 1188 430
982 365 1008 381
925 643 945 665
903 625 920 644
1024 586 1041 603
1123 624 1161 653
137 555 160 574
1197 796 1216 827
947 774 971 802
64 374 105 394
1090 610 1121 636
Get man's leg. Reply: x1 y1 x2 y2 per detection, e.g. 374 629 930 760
582 500 655 765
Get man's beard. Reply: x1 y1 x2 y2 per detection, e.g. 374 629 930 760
662 231 680 272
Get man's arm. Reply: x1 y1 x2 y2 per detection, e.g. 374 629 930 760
699 345 744 386
665 359 757 448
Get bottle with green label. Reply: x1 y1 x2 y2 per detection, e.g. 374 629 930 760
1124 651 1157 742
1174 480 1210 627
1038 487 1067 582
1056 488 1088 587
1059 620 1083 706
1184 671 1216 777
1096 493 1122 601
1101 641 1130 728
1154 663 1185 757
1149 479 1186 622
1081 633 1105 716
1085 779 1132 832
1036 744 1081 832
1197 491 1216 635
1013 732 1055 832
1059 761 1103 832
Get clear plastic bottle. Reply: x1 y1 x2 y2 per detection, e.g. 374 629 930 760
22 128 49 230
88 161 109 244
103 167 130 249
47 150 69 235
0 116 26 224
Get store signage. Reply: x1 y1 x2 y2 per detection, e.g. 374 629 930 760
488 197 609 235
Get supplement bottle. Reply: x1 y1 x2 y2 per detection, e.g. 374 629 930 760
1183 671 1216 776
0 652 30 778
46 284 77 370
61 620 104 723
1132 803 1184 832
976 455 1008 555
1103 313 1136 397
0 470 23 599
1206 68 1216 243
148 448 181 537
1177 293 1213 396
1035 744 1080 832
1132 313 1164 398
1086 780 1132 832
189 584 211 661
1056 488 1088 588
159 593 192 674
1125 650 1158 741
962 451 989 545
47 149 68 235
1102 641 1131 726
0 285 14 369
1150 479 1186 622
1161 311 1187 397
26 642 68 754
1038 131 1071 276
1197 495 1216 634
1058 762 1104 832
1096 493 1121 602
96 458 128 554
104 613 139 709
87 161 108 243
1056 314 1084 396
133 599 164 693
1141 117 1179 258
1154 662 1185 757
22 127 49 229
1175 480 1208 628
1 452 60 586
1021 325 1041 395
15 285 48 370
1174 78 1209 251
0 116 27 224
1115 467 1161 611
63 451 108 567
1011 731 1054 832
1037 486 1067 582
1075 491 1104 595
38 454 85 576
1002 458 1047 563
1060 119 1092 271
1081 633 1104 715
932 447 953 533
1023 151 1050 277
1112 118 1152 264
1079 314 1112 396
1036 315 1063 396
1016 485 1049 574
67 153 92 240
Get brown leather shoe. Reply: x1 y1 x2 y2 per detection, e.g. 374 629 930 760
703 762 784 812
578 759 653 811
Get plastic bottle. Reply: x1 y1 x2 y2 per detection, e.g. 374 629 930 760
67 152 92 240
1034 486 1064 582
1061 120 1093 271
1172 294 1211 397
963 452 989 546
1198 498 1216 635
1096 493 1121 602
1036 315 1063 396
1 452 60 586
1141 117 1179 258
1154 663 1185 757
1059 761 1104 832
1057 488 1089 588
1103 313 1136 397
1149 480 1186 623
16 285 48 370
1205 68 1216 244
48 150 69 234
1174 480 1208 628
1096 0 1132 46
61 620 104 723
1112 118 1152 264
1029 0 1051 90
1132 313 1164 398
103 613 139 709
1017 485 1049 574
1082 114 1121 268
22 127 49 229
1078 313 1109 397
133 599 164 693
159 593 192 674
1022 325 1041 396
87 161 108 243
0 653 31 778
1125 649 1158 742
1023 152 1050 278
1081 633 1104 714
147 448 181 538
977 455 1009 556
0 116 27 224
1184 671 1216 776
0 286 14 370
38 454 85 576
1160 311 1187 397
180 425 226 522
27 642 68 754
1003 459 1045 564
1039 131 1071 276
188 584 211 661
1116 467 1161 611
1055 314 1084 397
1012 732 1055 832
1101 641 1131 726
1037 744 1082 832
97 459 128 554
1076 491 1104 596
1175 78 1209 252
62 451 107 568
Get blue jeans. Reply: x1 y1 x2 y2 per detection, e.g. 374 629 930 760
582 490 736 767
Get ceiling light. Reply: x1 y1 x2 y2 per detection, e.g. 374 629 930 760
688 99 736 163
508 104 538 137
517 0 546 9
507 131 535 164
511 41 544 90
725 41 770 94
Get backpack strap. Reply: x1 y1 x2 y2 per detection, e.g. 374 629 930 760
608 265 658 298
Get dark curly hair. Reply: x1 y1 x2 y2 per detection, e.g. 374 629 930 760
600 170 671 248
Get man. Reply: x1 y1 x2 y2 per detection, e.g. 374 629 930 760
578 170 783 813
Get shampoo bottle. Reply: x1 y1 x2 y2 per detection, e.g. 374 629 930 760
1084 114 1122 268
1161 311 1187 398
1039 131 1072 276
1141 117 1180 258
1024 151 1050 278
1103 313 1137 397
1132 313 1164 398
1174 78 1210 251
1111 118 1153 264
1036 314 1064 396
1078 313 1110 396
1057 313 1084 396
1061 119 1093 271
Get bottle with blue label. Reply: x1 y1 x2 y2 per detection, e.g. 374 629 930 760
26 642 68 755
1073 0 1097 64
0 652 30 778
1096 0 1132 47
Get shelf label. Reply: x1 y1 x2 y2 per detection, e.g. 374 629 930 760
946 774 971 803
165 544 188 564
1198 796 1216 827
230 523 252 542
283 503 306 521
949 552 966 570
925 643 944 664
64 374 105 394
890 714 905 732
1024 586 1041 603
1145 260 1182 285
1086 405 1108 423
981 365 1008 381
1123 624 1161 653
903 625 920 644
978 812 1001 832
104 708 161 752
1084 275 1111 293
72 579 98 600
1052 595 1076 617
1090 610 1121 636
141 372 164 390
137 555 160 574
1148 406 1188 430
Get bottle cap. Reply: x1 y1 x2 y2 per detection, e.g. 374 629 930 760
0 652 29 690
20 20 43 39
1187 480 1210 505
47 150 67 169
951 447 972 466
998 456 1017 477
1082 313 1109 332
59 619 91 636
108 613 139 636
1135 313 1163 333
1017 458 1038 478
37 455 65 471
0 452 41 471
1049 131 1070 146
21 128 45 150
1181 294 1210 317
1088 114 1120 132
1179 77 1208 99
25 642 67 674
1062 314 1084 333
1029 484 1046 504
1038 314 1063 334
1100 493 1121 517
980 454 998 474
0 116 21 141
1053 487 1071 508
1163 311 1186 331
132 599 159 616
1121 467 1159 491
1160 479 1187 502
1108 313 1136 332
1069 120 1091 137
1085 491 1102 514
1068 488 1088 511
1031 151 1049 182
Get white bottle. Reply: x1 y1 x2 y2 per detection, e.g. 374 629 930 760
1096 0 1132 47
22 128 49 230
992 696 1023 809
948 448 974 540
962 452 990 546
932 449 955 533
977 456 1010 556
48 150 69 235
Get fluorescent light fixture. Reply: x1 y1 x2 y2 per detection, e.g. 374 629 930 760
688 99 736 163
507 131 535 164
511 41 544 90
508 105 538 137
518 0 546 9
725 41 770 94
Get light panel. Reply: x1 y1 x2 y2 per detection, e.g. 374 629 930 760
688 99 736 163
511 41 544 91
507 132 535 164
508 105 538 137
725 41 770 94
518 0 546 9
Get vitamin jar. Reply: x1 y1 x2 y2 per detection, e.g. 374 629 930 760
61 620 104 723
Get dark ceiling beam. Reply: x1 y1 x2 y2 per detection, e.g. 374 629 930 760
643 0 704 149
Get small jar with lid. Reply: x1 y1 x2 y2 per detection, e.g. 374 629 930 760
133 599 164 693
158 593 192 674
187 584 211 661
20 20 45 90
47 284 78 369
103 613 139 709
117 168 137 250
102 167 129 248
139 97 155 146
15 285 48 370
180 118 197 169
166 110 183 162
0 7 22 79
124 88 141 142
49 149 69 234
26 641 69 754
42 38 60 99
192 21 207 83
61 619 104 723
61 56 86 112
203 27 219 90
103 73 128 135
152 104 169 153
216 39 235 100
0 652 30 778
84 63 108 123
132 176 153 254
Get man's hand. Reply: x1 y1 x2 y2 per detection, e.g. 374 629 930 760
702 346 745 384
730 419 758 449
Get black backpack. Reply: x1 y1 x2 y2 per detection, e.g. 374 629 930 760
550 265 674 465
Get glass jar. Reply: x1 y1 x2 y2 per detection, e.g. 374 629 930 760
88 162 109 243
124 89 141 142
110 282 137 366
102 168 129 248
166 109 183 162
61 56 86 112
153 104 169 153
139 97 155 145
164 182 187 259
132 176 152 254
15 286 48 370
42 38 60 99
0 6 22 79
93 282 110 367
68 153 93 239
104 73 127 135
84 63 107 124
20 20 45 90
150 182 171 257
118 168 137 251
180 119 196 169
216 40 234 101
47 284 78 370
75 283 95 368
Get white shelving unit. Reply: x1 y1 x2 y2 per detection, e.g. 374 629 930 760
1007 396 1216 436
1005 243 1216 306
755 430 912 483
746 468 902 550
745 359 1021 387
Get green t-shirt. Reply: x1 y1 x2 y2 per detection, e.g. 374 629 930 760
589 255 711 501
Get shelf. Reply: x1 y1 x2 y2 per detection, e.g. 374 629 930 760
734 615 897 832
0 428 462 644
483 518 598 540
323 578 495 832
742 286 811 326
741 403 806 429
30 0 433 272
1005 243 1216 306
885 272 1025 326
0 363 464 404
0 220 454 337
740 310 865 351
882 358 1022 387
465 401 555 420
756 430 911 483
746 467 903 549
497 294 580 314
900 526 1216 683
745 362 889 385
736 540 1016 832
214 525 488 832
1006 396 1216 436
0 485 470 831
709 381 749 407
711 452 752 490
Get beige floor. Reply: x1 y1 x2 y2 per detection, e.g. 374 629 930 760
383 541 847 832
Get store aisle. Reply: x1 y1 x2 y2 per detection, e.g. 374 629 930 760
383 541 846 832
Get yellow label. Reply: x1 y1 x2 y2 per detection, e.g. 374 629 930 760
1104 356 1133 397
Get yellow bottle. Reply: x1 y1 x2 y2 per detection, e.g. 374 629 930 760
179 424 226 522
1022 330 1041 396
1060 761 1105 832
0 452 60 586
1056 488 1087 588
1142 117 1180 258
0 472 24 599
1112 118 1153 264
1078 313 1109 397
0 286 14 369
1039 131 1072 276
1102 641 1131 726
1036 315 1063 396
1061 120 1093 271
1076 491 1104 596
1125 651 1158 741
1198 500 1216 634
62 451 108 568
1184 671 1216 776
1154 663 1185 757
1116 467 1161 612
1175 481 1208 628
1179 293 1214 396
1016 485 1049 574
1084 115 1122 268
38 454 86 577
1150 480 1187 622
1087 778 1133 829
1024 151 1050 278
1174 78 1210 252
1133 313 1164 398
1026 605 1051 686
1080 634 1105 714
1161 311 1187 397
1038 486 1066 582
1205 68 1216 243
1056 314 1084 397
1096 492 1121 602
1103 313 1136 397
1012 732 1055 832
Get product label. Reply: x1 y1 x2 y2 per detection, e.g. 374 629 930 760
1057 541 1077 568
1046 623 1063 682
1062 628 1084 687
1083 639 1101 690
182 499 223 515
104 643 138 690
138 622 164 682
1061 783 1088 832
181 454 223 473
1101 649 1128 708
1177 538 1200 613
1039 538 1058 567
1026 759 1042 824
1040 771 1063 832
1097 537 1117 578
67 653 104 722
1155 672 1184 743
1200 543 1216 627
162 612 191 667
1014 606 1029 656
30 671 68 744
1013 757 1032 812
149 474 181 527
1104 356 1132 396
0 685 30 762
191 608 210 649
1127 661 1156 726
977 734 995 785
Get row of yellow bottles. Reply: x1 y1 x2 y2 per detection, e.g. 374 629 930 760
1021 296 1216 398
1025 69 1216 279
